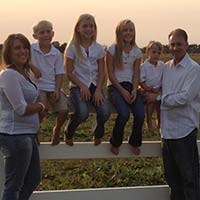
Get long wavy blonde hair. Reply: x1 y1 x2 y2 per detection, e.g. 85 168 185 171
114 19 137 69
66 14 97 62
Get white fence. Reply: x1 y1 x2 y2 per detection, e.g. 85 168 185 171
1 141 200 200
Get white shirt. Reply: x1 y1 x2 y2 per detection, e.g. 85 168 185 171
107 44 142 85
0 68 40 135
31 43 65 91
65 42 105 88
140 59 164 88
161 53 200 139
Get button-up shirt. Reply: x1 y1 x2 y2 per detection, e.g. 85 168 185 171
161 53 200 139
107 44 142 85
140 59 164 88
31 43 65 91
65 42 105 88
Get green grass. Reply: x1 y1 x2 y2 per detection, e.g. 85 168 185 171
38 113 165 191
37 53 200 191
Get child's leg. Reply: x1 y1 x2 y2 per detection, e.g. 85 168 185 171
93 93 110 145
51 92 68 145
146 103 155 134
64 87 89 145
51 111 68 145
129 92 145 155
155 101 161 129
108 86 130 153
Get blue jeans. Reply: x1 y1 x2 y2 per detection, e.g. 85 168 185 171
108 82 145 147
162 129 200 200
0 134 41 200
65 86 110 139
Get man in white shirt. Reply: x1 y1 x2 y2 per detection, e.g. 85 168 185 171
147 29 200 200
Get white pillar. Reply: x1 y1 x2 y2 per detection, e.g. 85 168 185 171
0 152 4 196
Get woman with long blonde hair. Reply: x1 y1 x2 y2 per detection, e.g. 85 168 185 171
106 19 145 155
64 14 110 146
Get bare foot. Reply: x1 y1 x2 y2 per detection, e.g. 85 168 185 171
94 138 102 146
64 136 74 146
110 146 119 155
51 127 61 146
130 146 140 156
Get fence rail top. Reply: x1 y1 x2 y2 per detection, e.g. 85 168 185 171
38 140 200 160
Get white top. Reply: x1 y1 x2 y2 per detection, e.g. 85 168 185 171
161 53 200 139
140 59 164 88
31 43 65 91
65 42 105 88
107 44 142 85
0 68 40 135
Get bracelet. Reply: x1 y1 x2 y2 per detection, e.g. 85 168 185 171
38 102 46 112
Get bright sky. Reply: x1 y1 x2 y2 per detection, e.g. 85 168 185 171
1 0 199 47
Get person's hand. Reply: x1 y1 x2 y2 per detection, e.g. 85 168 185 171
80 85 91 101
47 92 56 105
121 89 132 104
93 90 104 106
54 90 60 102
38 100 48 114
29 61 41 79
151 87 160 93
130 89 137 103
33 68 42 79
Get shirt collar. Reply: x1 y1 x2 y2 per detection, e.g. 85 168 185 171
172 53 190 68
32 43 57 56
80 42 95 50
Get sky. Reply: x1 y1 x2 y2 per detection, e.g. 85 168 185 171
0 0 200 47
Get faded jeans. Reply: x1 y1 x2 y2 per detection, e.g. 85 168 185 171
0 134 40 200
65 85 110 139
162 128 200 200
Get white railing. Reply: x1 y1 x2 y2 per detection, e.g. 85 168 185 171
1 141 200 200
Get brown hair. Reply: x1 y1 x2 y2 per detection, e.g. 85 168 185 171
168 28 188 42
2 33 31 70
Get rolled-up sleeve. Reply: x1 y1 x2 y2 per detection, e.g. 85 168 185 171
2 71 27 115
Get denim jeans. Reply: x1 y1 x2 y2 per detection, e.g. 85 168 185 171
0 134 41 200
108 82 145 147
65 85 110 139
162 129 200 200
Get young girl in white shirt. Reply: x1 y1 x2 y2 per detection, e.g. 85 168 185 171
64 14 110 146
106 19 145 155
140 41 164 135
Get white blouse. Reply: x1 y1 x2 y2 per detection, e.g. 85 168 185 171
65 42 105 88
107 44 142 85
0 68 40 135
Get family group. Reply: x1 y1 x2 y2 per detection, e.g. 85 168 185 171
0 13 199 200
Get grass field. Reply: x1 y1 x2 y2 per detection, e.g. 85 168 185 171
37 54 200 191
